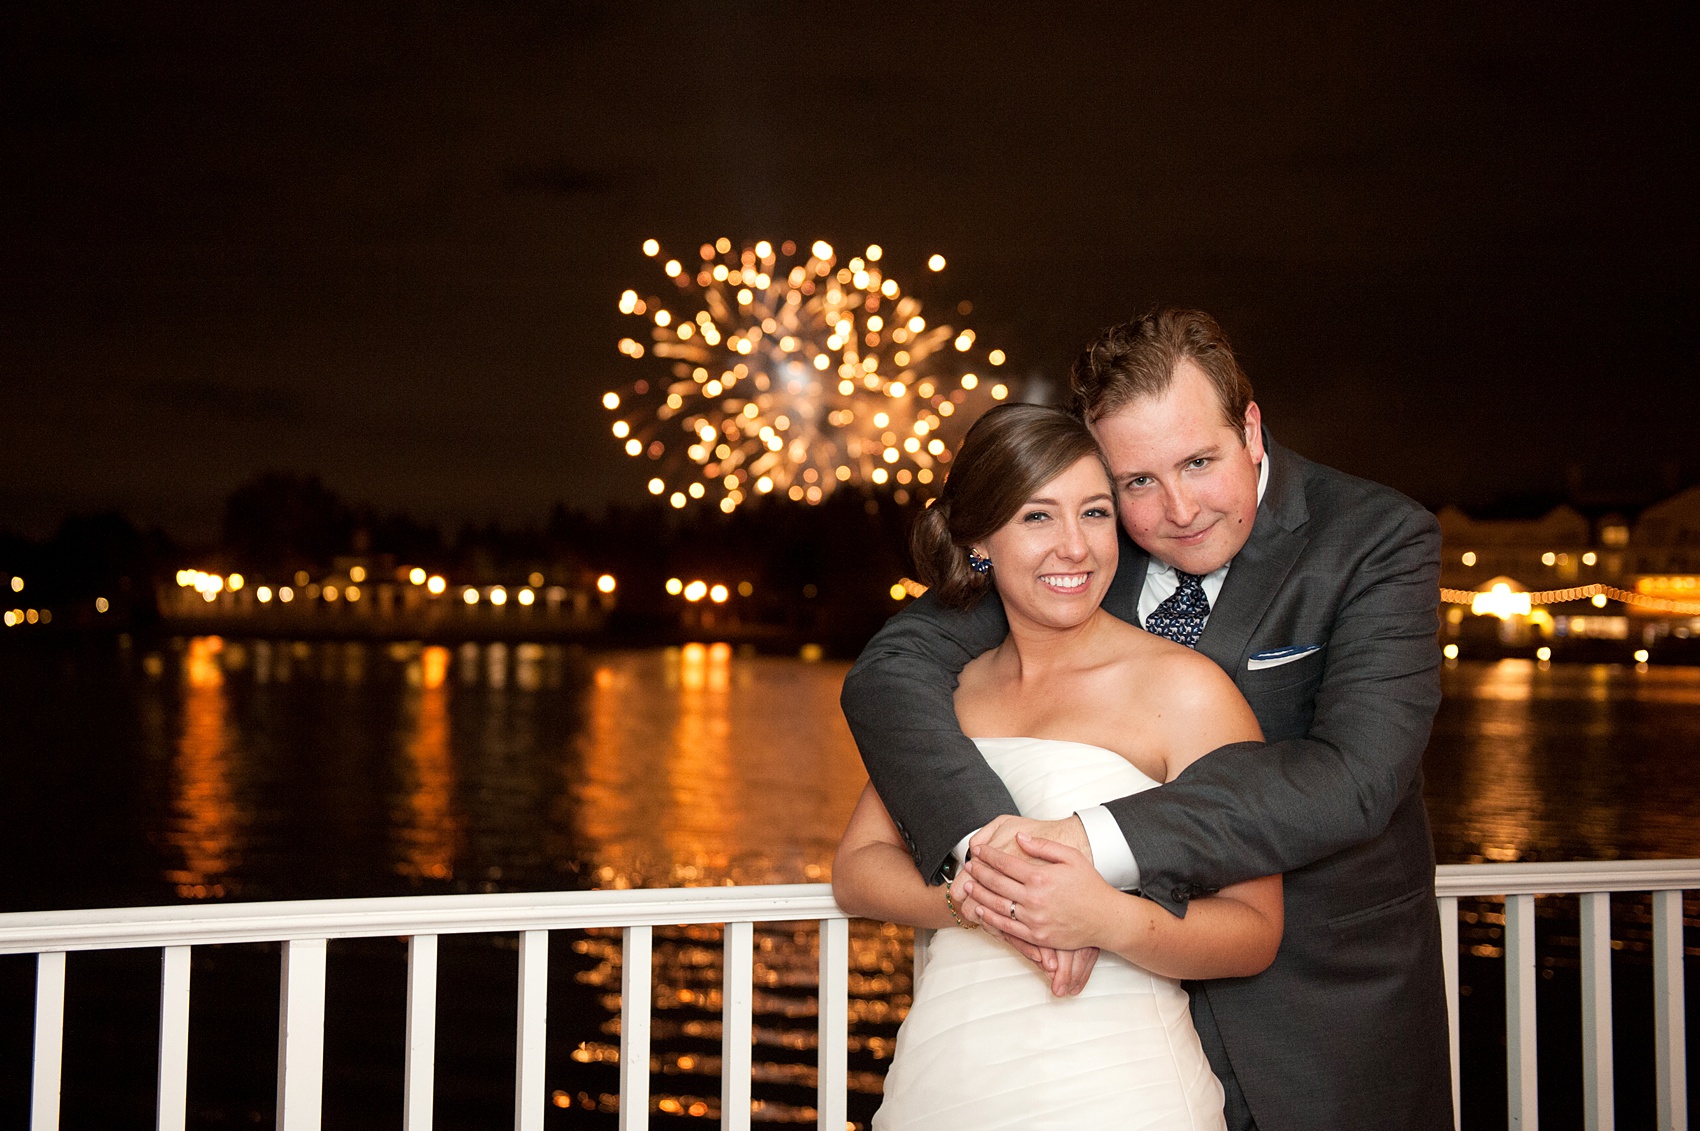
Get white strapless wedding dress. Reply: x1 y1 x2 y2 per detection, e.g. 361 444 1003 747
874 737 1225 1131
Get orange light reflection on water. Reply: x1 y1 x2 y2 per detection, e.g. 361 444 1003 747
572 646 868 888
1456 659 1539 863
168 636 241 898
396 645 460 881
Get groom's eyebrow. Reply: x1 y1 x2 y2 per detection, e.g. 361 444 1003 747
1173 443 1223 469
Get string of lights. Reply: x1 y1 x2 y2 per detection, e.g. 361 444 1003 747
1439 582 1700 616
603 238 1011 512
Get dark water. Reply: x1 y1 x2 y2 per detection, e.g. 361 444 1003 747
0 639 865 910
0 640 1696 1128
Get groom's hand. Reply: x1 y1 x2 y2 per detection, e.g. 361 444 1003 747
970 814 1091 863
1045 943 1100 997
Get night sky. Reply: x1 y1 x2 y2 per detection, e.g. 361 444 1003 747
5 2 1695 541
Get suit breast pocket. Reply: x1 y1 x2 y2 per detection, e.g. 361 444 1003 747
1238 650 1324 741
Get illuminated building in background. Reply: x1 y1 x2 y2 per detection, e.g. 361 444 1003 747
1629 484 1700 575
605 238 1013 512
1438 504 1597 586
1437 488 1700 655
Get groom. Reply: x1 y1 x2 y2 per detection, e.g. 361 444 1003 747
841 309 1453 1131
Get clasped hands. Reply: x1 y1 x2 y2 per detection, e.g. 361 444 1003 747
952 814 1108 997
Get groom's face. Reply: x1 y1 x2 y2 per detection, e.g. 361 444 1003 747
1090 359 1264 576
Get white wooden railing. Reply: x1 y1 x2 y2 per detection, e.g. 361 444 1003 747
1 886 848 1131
2 862 1693 1131
1435 859 1695 1131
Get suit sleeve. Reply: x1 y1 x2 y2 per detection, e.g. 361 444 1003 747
1110 503 1443 915
839 592 1014 883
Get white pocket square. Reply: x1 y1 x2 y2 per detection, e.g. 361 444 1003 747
1247 645 1320 671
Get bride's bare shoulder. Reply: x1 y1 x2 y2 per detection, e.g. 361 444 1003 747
1096 625 1242 716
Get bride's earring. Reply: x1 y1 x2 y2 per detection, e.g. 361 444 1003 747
967 548 992 576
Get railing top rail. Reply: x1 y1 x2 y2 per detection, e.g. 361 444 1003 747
0 883 846 955
1435 858 1700 897
3 860 1695 955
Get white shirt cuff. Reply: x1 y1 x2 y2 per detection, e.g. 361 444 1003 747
951 829 978 874
1076 805 1142 891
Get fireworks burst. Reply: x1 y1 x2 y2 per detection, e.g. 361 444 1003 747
602 237 1013 512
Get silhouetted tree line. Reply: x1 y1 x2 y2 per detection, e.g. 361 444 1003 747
3 472 922 648
0 512 177 628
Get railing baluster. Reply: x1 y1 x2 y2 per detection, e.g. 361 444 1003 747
1439 894 1460 1131
157 946 192 1131
817 918 848 1131
1505 893 1539 1129
515 930 548 1131
721 921 754 1131
31 951 65 1131
620 925 653 1131
276 938 328 1131
1652 889 1687 1131
404 934 437 1131
1579 893 1613 1131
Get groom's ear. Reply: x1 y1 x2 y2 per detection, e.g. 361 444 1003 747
1241 402 1265 461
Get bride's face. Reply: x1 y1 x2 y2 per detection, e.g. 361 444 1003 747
975 454 1119 631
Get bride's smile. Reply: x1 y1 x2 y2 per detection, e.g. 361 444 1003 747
1038 571 1091 592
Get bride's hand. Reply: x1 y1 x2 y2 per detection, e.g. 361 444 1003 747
965 898 1099 996
963 833 1114 953
957 874 1095 993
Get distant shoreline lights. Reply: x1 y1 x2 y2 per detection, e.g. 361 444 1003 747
603 238 1012 512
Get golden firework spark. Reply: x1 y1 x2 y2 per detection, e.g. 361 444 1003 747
603 237 1013 512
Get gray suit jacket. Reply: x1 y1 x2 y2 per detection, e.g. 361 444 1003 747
840 435 1454 1131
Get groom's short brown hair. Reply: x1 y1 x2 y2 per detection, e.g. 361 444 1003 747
1068 308 1254 431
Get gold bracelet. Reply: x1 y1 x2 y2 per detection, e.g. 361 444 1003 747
944 886 979 930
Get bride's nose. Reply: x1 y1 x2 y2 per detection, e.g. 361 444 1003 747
1056 517 1090 560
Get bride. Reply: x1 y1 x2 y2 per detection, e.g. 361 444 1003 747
833 403 1282 1130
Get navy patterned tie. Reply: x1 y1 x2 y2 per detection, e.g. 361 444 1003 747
1145 571 1210 648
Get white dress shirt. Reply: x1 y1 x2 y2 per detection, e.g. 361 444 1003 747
957 455 1269 889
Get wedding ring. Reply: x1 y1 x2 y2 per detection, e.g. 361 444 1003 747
1009 902 1019 922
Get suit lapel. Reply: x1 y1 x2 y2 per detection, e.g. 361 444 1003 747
1197 435 1310 676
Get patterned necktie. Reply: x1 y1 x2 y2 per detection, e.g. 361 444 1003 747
1145 571 1210 648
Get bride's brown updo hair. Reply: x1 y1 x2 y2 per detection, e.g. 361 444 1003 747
911 403 1106 609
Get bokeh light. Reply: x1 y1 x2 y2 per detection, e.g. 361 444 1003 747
603 238 1012 510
